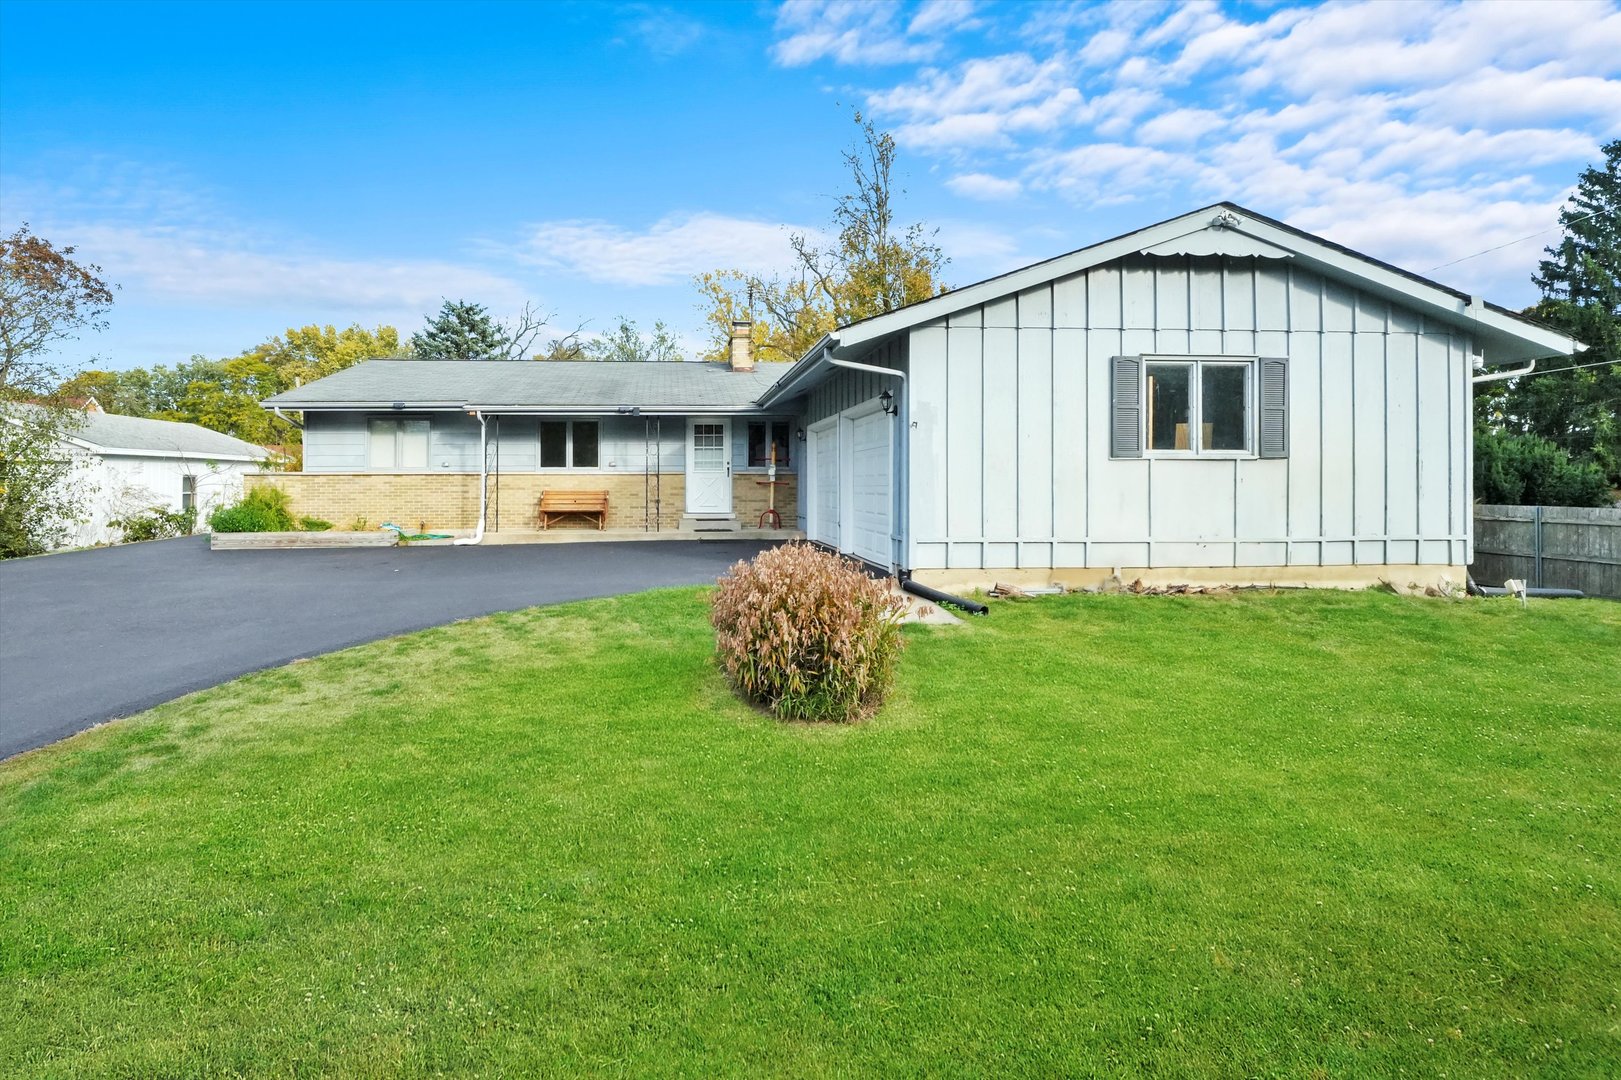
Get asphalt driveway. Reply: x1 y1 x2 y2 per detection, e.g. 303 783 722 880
0 535 778 759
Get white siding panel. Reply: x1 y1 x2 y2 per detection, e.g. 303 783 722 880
1156 260 1190 330
982 327 1020 541
1353 333 1387 539
1017 327 1054 546
1018 284 1053 329
1088 264 1122 328
1286 334 1323 542
946 327 983 539
1053 273 1086 327
1384 334 1420 539
985 295 1018 328
1320 334 1355 541
1190 258 1223 330
909 326 949 554
1223 262 1255 331
1054 328 1090 542
1122 258 1155 329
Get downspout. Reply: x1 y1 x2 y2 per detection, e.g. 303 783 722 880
270 406 302 430
826 355 908 575
1471 358 1536 384
453 409 488 546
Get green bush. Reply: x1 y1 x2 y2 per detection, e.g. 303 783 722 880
300 517 334 531
111 506 196 543
1475 430 1613 507
207 486 297 533
711 542 906 723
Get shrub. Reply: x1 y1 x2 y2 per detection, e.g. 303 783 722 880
1475 430 1613 507
711 542 906 723
111 506 196 543
300 517 333 531
207 486 297 533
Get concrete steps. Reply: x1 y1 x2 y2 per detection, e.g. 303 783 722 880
679 514 742 534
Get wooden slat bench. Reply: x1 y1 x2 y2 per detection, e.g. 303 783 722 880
539 490 610 530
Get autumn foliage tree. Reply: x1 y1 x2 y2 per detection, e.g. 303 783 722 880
0 225 115 555
696 113 948 363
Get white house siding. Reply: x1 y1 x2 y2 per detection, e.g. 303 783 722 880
905 253 1470 573
69 451 252 547
301 411 798 478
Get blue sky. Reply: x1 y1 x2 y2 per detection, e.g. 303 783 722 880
3 0 1618 371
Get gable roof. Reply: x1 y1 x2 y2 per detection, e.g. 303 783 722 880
262 359 796 414
3 403 266 461
759 202 1579 407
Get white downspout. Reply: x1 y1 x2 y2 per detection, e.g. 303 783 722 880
453 409 488 545
1471 358 1536 384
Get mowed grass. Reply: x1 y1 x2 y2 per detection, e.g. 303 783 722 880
2 589 1618 1078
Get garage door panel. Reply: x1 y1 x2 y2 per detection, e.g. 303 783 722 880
850 410 891 566
812 427 839 546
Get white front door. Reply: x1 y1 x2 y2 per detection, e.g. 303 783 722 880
685 419 732 514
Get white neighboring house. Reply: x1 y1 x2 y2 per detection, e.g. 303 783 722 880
5 402 268 547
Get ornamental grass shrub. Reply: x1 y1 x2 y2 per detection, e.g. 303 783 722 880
711 542 907 723
207 486 296 533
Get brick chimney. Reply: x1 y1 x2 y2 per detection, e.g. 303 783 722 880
729 318 755 372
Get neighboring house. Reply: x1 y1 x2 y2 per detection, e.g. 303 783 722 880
3 403 268 547
261 203 1577 589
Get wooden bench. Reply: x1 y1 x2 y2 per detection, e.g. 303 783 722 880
539 490 610 530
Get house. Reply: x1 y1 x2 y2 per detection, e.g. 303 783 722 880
3 402 268 547
260 203 1577 589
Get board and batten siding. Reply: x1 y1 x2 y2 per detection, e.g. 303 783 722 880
906 253 1471 572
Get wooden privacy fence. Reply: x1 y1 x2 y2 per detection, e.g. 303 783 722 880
1471 504 1621 599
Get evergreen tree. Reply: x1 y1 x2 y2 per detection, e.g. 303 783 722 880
1480 141 1621 490
410 300 510 360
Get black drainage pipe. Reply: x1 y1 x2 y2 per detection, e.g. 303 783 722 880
901 574 989 616
1475 585 1586 599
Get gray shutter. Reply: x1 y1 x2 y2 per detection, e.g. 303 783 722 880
1258 357 1288 458
1110 355 1142 458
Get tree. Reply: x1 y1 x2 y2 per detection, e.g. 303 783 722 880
0 224 115 393
411 299 509 360
1478 140 1621 490
0 225 112 556
581 317 684 363
695 112 949 363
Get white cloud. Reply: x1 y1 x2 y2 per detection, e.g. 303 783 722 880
773 0 944 66
817 0 1618 301
517 212 816 286
908 0 980 37
946 172 1023 200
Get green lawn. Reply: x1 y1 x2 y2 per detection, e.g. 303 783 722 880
2 589 1618 1078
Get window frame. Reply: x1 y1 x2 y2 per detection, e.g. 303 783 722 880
180 474 197 512
1141 355 1257 459
746 420 793 469
366 416 432 470
536 419 602 471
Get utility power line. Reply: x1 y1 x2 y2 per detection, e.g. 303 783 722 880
1425 209 1604 273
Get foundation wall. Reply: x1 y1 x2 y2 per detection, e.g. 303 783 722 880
911 563 1470 594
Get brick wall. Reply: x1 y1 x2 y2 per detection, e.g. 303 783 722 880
250 470 800 533
248 471 689 532
732 473 798 528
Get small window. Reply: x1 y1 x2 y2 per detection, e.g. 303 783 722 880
181 475 196 512
367 418 432 469
747 421 791 467
1144 359 1252 456
538 420 600 469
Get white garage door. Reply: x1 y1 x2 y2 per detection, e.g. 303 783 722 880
848 409 892 566
811 425 840 547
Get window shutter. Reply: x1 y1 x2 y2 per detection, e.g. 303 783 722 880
1258 357 1288 458
1110 355 1142 458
